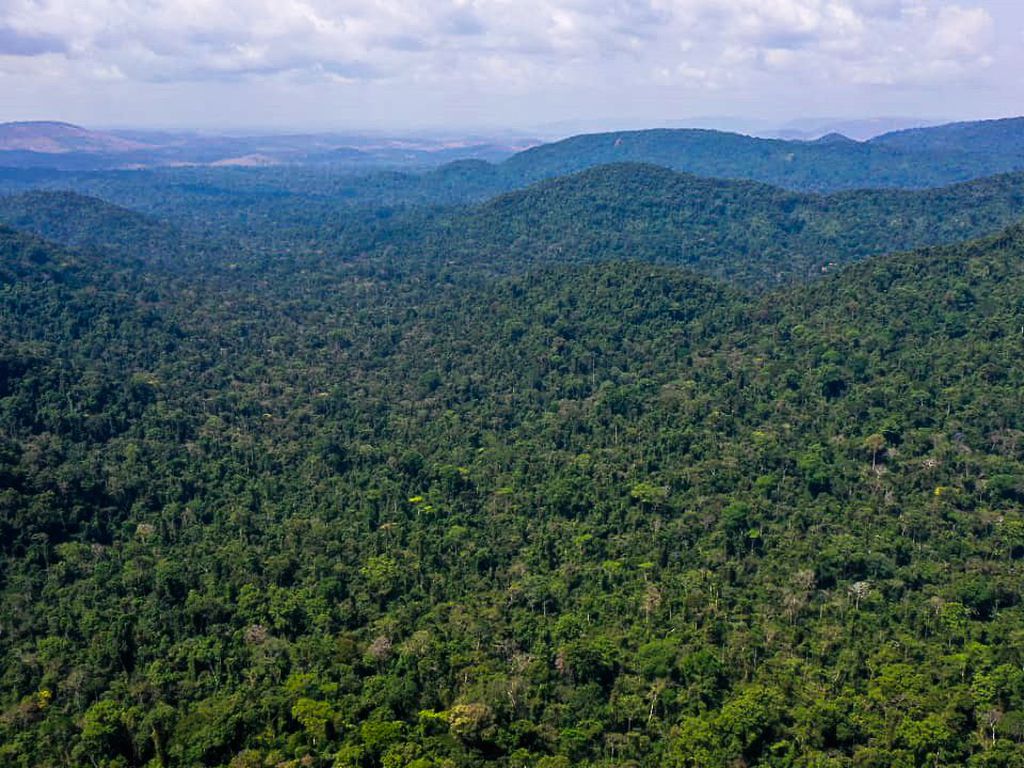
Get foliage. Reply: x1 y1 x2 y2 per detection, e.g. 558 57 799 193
2 165 1024 767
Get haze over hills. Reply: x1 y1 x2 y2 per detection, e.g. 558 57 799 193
0 121 153 154
870 117 1024 154
1 115 1023 251
19 160 1024 284
3 117 1024 193
763 116 945 142
0 121 536 170
4 159 1024 291
497 118 1024 192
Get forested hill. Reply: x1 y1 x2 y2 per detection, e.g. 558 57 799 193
0 225 171 433
412 163 1024 287
0 223 140 285
4 165 1024 291
497 118 1024 192
2 209 1024 766
870 116 1024 154
2 118 1024 222
0 191 223 270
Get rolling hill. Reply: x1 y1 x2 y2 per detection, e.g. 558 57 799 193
0 121 152 154
3 117 1024 194
497 118 1024 191
6 162 1024 290
406 163 1024 286
0 190 225 269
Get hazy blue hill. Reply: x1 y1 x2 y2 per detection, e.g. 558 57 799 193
495 118 1024 191
811 132 857 145
0 190 167 244
4 117 1024 205
870 116 1024 153
501 128 774 181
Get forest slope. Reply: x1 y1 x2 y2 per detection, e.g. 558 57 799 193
499 118 1024 191
1 220 1024 766
416 163 1024 286
0 190 227 270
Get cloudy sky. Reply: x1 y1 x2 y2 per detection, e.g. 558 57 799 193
0 0 1021 132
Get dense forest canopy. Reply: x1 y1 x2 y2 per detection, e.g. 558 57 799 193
1 119 1024 768
5 163 1024 290
414 164 1024 286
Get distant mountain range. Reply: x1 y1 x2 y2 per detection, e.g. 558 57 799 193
2 118 1024 190
0 121 152 154
763 116 945 141
495 118 1024 192
0 121 535 170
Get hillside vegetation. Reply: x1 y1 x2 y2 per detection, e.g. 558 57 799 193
498 118 1024 192
2 205 1024 767
5 164 1024 290
0 191 223 270
417 163 1024 286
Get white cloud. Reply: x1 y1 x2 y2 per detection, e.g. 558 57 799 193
930 5 993 57
0 0 1009 128
668 1 997 90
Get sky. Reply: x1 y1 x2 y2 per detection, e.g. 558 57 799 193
0 0 1021 133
